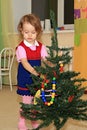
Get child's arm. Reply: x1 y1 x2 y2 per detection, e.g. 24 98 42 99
20 58 39 76
42 58 56 67
41 45 55 67
16 46 39 76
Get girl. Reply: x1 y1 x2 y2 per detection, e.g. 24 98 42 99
16 14 48 130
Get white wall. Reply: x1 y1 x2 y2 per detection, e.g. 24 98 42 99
12 0 31 32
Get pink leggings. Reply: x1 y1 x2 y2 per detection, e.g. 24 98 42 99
18 96 39 130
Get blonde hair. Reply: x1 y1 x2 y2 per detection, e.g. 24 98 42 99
17 14 42 37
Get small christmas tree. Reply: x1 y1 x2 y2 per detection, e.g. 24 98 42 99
20 10 87 130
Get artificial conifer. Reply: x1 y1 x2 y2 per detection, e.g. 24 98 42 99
20 10 87 130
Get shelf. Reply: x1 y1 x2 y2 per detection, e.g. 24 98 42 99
43 29 74 34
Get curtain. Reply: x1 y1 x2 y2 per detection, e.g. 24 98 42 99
0 0 14 50
74 0 87 46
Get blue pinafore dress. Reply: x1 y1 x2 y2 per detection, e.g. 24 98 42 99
16 41 42 96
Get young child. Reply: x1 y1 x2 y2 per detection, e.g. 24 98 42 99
16 14 48 130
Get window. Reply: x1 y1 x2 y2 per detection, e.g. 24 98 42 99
12 0 74 32
32 0 74 30
32 0 57 21
58 0 74 30
32 0 49 20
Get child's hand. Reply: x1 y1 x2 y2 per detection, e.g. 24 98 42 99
38 73 45 79
40 74 45 79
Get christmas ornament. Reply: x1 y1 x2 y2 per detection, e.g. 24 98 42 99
59 63 64 72
68 95 74 102
34 89 41 105
41 77 56 106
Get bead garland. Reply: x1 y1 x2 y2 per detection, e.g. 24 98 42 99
41 77 56 106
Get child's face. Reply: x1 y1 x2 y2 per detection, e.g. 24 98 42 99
21 22 37 44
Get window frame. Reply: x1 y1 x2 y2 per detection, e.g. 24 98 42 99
58 0 74 30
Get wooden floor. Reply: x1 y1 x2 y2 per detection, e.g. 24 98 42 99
0 85 87 130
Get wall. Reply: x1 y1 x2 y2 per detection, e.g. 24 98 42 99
74 34 87 86
12 0 31 32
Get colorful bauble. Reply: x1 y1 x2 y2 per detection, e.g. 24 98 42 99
59 63 64 72
41 77 56 106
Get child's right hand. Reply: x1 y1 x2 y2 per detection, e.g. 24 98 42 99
38 73 45 79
